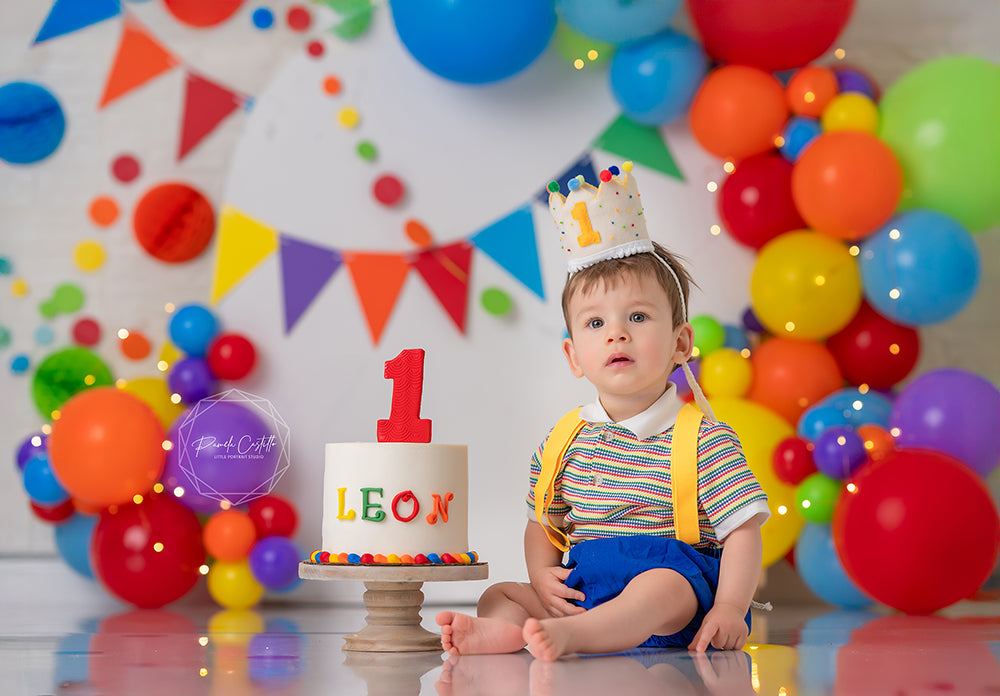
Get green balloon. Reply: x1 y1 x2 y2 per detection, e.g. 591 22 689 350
690 314 725 358
795 472 842 524
878 56 1000 233
32 347 114 419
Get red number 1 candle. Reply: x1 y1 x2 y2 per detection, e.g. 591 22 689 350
377 348 432 443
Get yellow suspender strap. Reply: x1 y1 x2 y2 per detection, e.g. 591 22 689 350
535 407 585 552
672 403 703 546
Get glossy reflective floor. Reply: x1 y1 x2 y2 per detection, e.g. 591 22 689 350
4 594 1000 695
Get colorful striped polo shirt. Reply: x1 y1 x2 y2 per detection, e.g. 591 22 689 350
526 387 770 550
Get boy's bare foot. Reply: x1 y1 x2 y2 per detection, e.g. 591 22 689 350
435 611 526 656
523 618 572 662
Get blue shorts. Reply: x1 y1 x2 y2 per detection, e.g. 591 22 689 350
563 536 751 649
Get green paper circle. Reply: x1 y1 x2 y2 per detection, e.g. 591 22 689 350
481 287 513 316
52 283 85 313
32 346 114 418
357 141 377 161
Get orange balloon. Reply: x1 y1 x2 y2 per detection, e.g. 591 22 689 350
690 65 788 161
747 337 843 425
203 509 257 561
785 65 839 117
791 131 903 240
49 387 166 508
856 424 895 462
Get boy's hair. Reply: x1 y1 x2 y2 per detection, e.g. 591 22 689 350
561 241 694 335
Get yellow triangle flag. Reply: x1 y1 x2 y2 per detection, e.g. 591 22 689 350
211 205 278 303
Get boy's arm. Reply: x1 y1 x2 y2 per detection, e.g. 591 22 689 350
524 519 586 616
689 516 763 651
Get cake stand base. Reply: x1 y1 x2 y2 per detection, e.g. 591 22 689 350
299 562 489 653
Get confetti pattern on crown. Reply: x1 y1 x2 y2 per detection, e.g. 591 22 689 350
548 161 652 273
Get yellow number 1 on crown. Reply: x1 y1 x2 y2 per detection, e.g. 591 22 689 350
571 201 601 247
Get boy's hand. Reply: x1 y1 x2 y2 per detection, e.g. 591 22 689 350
529 566 587 617
688 602 749 652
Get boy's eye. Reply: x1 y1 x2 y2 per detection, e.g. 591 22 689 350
630 312 646 323
587 318 604 330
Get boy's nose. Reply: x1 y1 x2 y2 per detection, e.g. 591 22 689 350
606 326 629 342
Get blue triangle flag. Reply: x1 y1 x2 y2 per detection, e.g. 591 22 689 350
279 234 343 333
535 153 598 206
471 206 545 300
34 0 122 44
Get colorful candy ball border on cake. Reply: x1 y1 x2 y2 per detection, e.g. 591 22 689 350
309 550 480 565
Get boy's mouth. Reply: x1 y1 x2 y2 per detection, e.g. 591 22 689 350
606 353 633 366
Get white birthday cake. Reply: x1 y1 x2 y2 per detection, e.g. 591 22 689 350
309 350 478 565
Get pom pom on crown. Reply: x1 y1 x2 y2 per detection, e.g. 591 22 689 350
549 161 652 273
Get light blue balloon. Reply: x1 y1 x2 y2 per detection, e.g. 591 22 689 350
609 30 707 125
168 303 219 357
723 324 750 353
22 453 69 505
797 404 853 442
796 523 872 609
389 0 557 84
54 513 98 580
819 388 894 429
780 116 822 161
558 0 679 45
859 210 980 326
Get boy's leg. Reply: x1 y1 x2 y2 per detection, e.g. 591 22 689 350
523 568 698 661
437 582 550 656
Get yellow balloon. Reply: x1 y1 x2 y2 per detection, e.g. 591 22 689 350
750 230 862 341
208 559 264 610
746 645 799 694
119 376 184 429
700 348 753 398
208 608 265 647
822 92 880 133
710 397 805 567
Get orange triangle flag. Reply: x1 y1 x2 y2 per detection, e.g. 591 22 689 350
344 252 410 344
412 241 474 333
99 18 178 108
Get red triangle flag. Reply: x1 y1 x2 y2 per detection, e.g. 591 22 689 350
343 252 410 345
99 18 178 108
178 72 244 160
412 241 474 333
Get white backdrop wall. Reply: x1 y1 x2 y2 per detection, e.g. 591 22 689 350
1 1 998 607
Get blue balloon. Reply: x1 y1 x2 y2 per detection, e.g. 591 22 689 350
796 523 872 609
0 82 66 165
22 453 69 505
54 513 98 579
723 324 750 352
819 388 893 429
558 0 680 45
780 116 822 161
797 610 879 692
609 30 707 125
169 304 218 357
859 210 980 326
389 0 556 84
797 404 853 442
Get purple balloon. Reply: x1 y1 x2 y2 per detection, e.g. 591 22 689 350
160 414 226 514
248 536 302 591
891 368 1000 477
175 401 281 505
813 426 867 480
168 356 217 404
16 431 47 472
669 358 699 396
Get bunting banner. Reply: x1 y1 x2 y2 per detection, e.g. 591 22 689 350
99 18 178 108
178 72 246 160
33 0 121 44
212 115 684 344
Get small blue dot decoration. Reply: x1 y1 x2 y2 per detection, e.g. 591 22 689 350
252 7 274 29
608 165 620 176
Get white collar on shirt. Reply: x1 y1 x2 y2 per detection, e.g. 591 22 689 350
578 384 686 441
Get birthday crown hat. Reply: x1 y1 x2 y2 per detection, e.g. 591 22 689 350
547 162 716 421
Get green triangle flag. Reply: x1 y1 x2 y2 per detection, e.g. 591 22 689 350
592 115 683 182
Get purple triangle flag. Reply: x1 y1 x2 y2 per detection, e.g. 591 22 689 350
279 235 343 333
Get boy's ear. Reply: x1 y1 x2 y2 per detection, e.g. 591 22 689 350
562 337 585 378
672 323 695 365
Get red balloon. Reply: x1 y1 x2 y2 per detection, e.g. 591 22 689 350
826 301 920 390
92 494 206 608
772 435 816 485
833 449 1000 614
248 494 298 538
207 332 257 381
718 153 805 249
686 0 855 72
30 498 75 523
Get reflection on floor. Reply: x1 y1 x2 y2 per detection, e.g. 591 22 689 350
3 599 1000 695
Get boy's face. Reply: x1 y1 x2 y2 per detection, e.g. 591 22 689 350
562 272 693 415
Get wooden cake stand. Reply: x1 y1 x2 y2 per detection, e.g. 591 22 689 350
299 561 489 653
